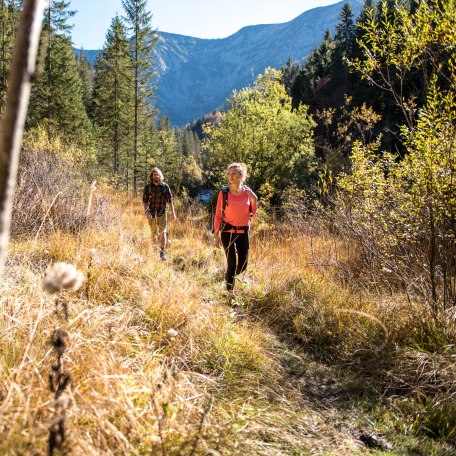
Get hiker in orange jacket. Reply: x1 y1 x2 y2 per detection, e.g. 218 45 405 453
213 162 258 298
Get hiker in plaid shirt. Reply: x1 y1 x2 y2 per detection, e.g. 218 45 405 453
143 167 176 260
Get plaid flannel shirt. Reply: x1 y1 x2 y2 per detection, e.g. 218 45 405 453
143 182 172 217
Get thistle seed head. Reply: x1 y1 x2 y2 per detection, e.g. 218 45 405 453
42 262 85 294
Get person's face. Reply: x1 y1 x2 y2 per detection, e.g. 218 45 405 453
152 171 161 183
227 168 243 185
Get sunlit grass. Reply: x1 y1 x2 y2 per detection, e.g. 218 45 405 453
0 191 454 454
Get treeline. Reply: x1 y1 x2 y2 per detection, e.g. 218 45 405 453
0 0 203 195
0 0 411 201
280 0 436 176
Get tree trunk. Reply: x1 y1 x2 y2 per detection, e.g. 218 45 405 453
1 0 6 98
0 0 46 277
47 6 52 131
133 21 138 195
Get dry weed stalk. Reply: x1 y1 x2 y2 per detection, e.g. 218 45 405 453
43 262 84 455
86 180 97 218
33 191 63 242
48 329 71 456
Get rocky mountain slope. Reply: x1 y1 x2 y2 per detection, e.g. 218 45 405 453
79 0 363 126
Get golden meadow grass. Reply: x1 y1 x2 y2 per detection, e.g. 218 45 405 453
1 191 455 455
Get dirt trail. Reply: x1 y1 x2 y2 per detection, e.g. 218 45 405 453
194 282 390 455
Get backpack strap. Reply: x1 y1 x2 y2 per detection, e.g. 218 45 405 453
144 182 152 203
160 182 171 201
221 185 253 220
221 185 229 220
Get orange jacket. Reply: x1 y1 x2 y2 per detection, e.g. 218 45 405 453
213 189 257 232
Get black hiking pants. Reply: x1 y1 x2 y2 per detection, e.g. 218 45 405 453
221 231 249 292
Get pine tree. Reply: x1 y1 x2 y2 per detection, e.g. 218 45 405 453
43 0 76 127
142 121 159 182
25 0 91 144
290 28 334 109
122 0 158 194
0 0 21 108
155 116 180 189
280 56 299 97
92 15 133 183
75 50 94 116
351 0 377 104
332 2 355 94
181 128 193 158
27 35 91 143
51 36 91 138
316 28 334 80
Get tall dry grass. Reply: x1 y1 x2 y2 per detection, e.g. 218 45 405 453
12 130 107 238
1 179 455 454
248 212 456 447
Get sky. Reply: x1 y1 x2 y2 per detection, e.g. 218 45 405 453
70 0 340 50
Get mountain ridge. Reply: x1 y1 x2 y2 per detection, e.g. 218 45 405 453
78 0 364 126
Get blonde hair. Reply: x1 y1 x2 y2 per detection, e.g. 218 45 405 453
227 162 247 183
149 167 164 182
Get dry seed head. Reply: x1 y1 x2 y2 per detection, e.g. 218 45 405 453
42 262 85 294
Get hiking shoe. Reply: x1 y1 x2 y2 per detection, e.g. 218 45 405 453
159 249 166 261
